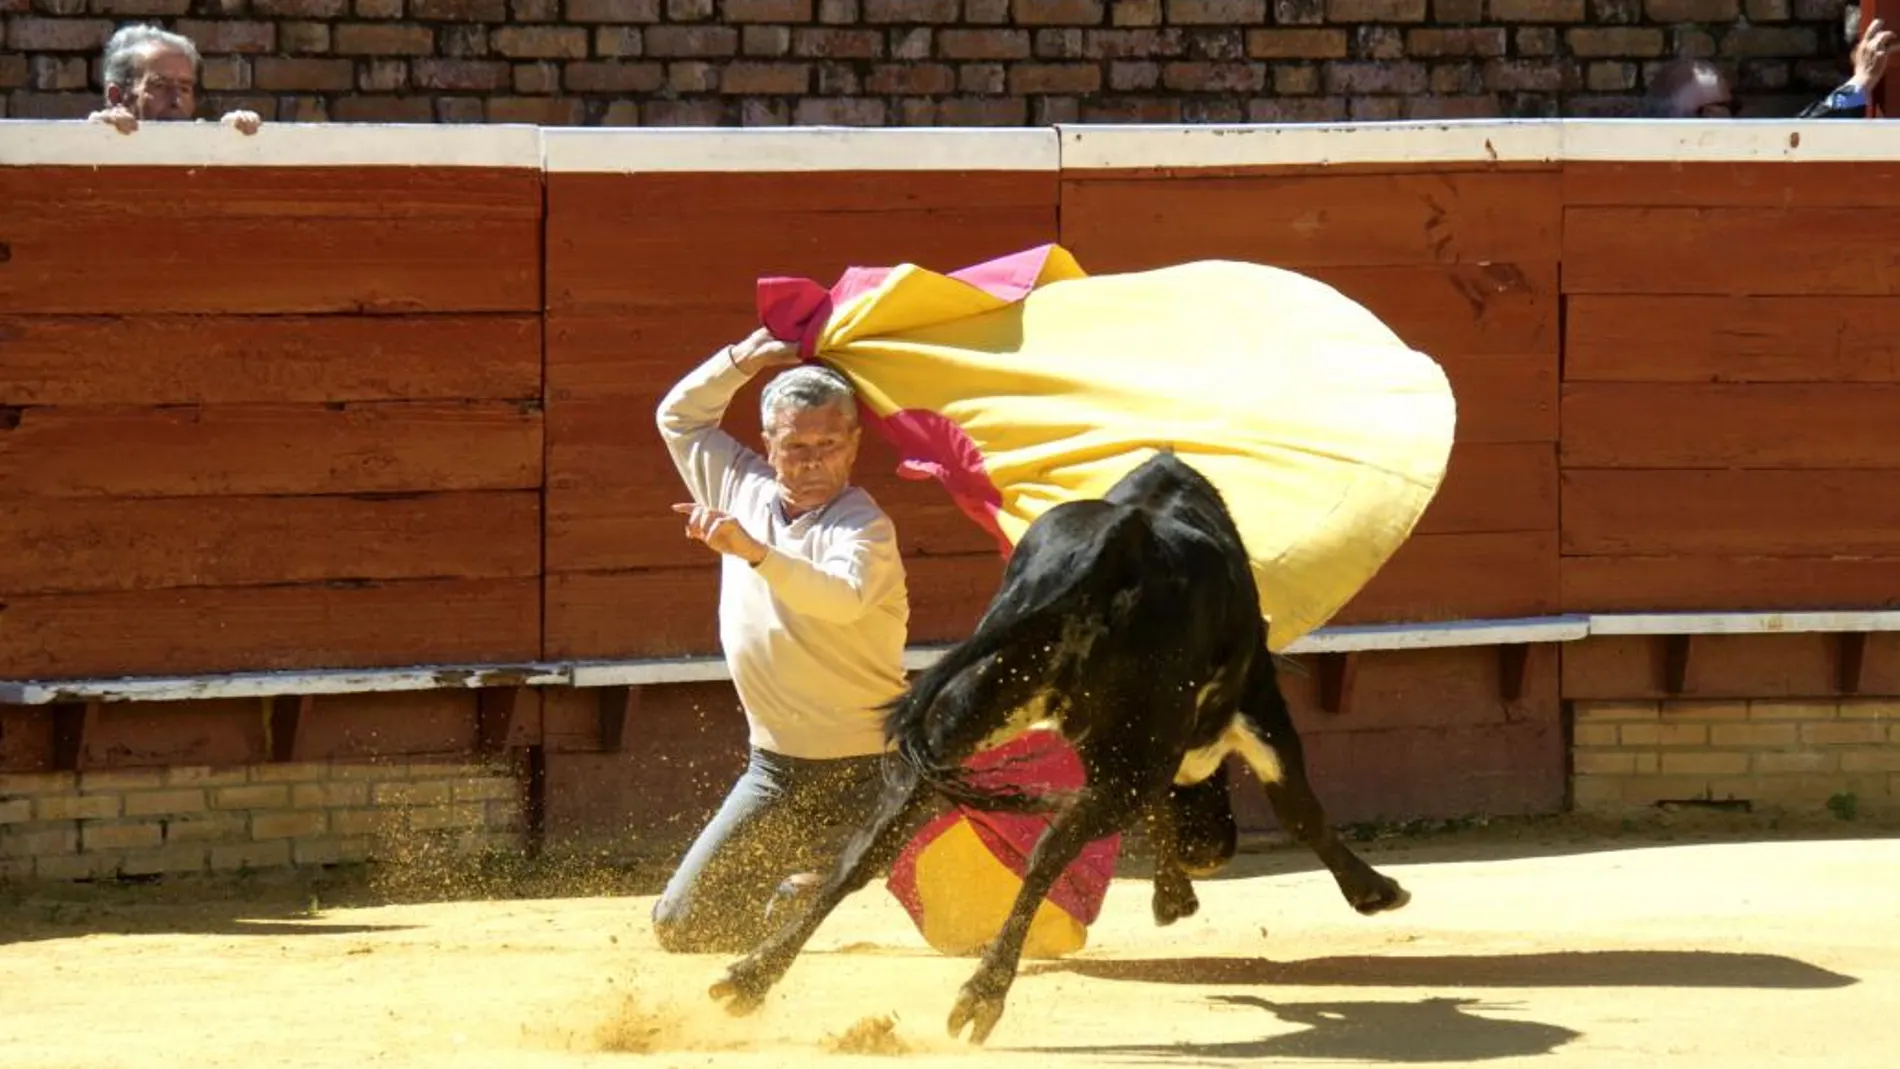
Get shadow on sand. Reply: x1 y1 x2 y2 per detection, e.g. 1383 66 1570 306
1014 993 1584 1062
1023 947 1857 990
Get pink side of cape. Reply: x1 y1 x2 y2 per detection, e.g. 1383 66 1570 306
884 730 1122 930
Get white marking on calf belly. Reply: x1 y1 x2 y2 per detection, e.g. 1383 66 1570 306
975 688 1060 753
1175 716 1285 786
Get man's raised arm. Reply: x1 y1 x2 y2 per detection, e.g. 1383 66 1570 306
655 329 795 511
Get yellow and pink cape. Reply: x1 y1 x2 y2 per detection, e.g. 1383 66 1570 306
755 244 1457 958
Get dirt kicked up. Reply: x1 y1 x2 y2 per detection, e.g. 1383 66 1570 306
3 823 1897 1069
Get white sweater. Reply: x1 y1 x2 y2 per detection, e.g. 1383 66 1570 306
655 351 911 760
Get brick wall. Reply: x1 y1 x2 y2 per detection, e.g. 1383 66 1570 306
1572 699 1900 818
0 0 1859 124
0 760 522 882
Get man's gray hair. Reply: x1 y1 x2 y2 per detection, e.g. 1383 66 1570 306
102 23 200 90
760 365 858 429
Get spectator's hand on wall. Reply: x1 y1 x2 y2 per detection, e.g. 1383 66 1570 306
672 503 769 565
727 327 800 376
1852 17 1896 93
221 110 263 136
88 106 139 135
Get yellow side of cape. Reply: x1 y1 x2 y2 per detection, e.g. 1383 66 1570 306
810 249 1457 651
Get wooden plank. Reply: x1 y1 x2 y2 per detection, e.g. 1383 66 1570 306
548 307 753 400
1563 206 1900 296
1417 442 1556 536
596 686 636 754
1860 633 1900 694
1563 161 1900 208
0 167 541 315
0 491 541 596
476 687 538 754
0 707 53 773
0 577 541 680
545 553 1003 660
0 314 543 406
1 166 544 218
1307 262 1557 357
1563 470 1900 557
1281 643 1561 731
1260 718 1564 826
76 697 261 768
546 172 1057 312
49 701 99 772
1562 556 1900 614
1565 296 1900 383
266 694 310 763
1436 351 1556 443
551 171 1056 217
0 401 543 498
1561 633 1842 700
1333 531 1560 625
296 690 481 759
1059 171 1561 271
1562 384 1900 469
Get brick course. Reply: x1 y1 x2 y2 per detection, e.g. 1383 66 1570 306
0 0 1856 122
1571 699 1900 816
0 760 521 882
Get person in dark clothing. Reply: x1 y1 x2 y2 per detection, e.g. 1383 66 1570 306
1643 13 1894 119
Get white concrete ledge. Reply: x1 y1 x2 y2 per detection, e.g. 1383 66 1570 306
0 120 544 169
1282 616 1591 654
542 126 1059 174
0 663 569 707
1059 118 1900 170
1560 119 1900 163
10 119 1899 173
4 611 1895 706
1058 120 1564 170
1587 611 1900 636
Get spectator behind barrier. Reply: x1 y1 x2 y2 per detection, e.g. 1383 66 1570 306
1644 13 1894 118
88 24 262 136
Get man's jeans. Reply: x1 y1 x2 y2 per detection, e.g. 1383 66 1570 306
651 746 888 953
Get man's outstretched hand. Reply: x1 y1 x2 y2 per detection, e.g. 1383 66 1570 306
674 502 768 566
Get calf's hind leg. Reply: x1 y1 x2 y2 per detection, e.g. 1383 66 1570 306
1142 792 1201 927
710 760 934 1014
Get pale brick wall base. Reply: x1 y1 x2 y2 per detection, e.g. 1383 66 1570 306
1572 699 1900 816
0 760 522 883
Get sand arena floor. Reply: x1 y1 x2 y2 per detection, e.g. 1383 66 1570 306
3 819 1897 1068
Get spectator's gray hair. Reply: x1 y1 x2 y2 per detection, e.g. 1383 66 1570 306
760 365 859 430
102 24 200 90
1640 58 1721 117
1847 4 1862 45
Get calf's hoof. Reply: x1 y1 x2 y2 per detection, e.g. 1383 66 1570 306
708 958 773 1016
1151 880 1200 927
946 978 1010 1045
1349 874 1411 916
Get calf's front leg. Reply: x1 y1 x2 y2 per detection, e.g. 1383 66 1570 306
947 773 1145 1045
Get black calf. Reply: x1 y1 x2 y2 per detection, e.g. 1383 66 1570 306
707 452 1410 1043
